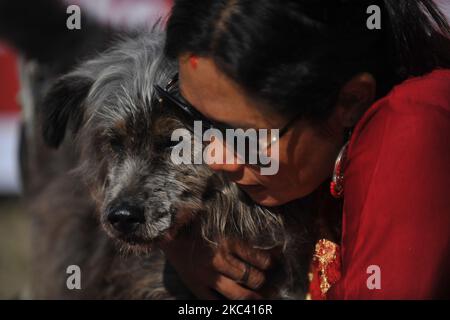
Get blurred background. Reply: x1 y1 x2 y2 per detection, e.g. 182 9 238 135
0 0 448 299
0 0 172 299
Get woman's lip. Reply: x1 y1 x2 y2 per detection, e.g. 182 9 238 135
236 182 261 188
236 182 258 187
236 183 265 192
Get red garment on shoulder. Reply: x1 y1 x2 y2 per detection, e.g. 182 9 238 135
327 69 450 299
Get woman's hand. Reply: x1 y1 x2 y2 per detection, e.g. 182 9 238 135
159 221 277 300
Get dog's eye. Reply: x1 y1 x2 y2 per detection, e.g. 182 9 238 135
110 137 124 153
163 138 180 149
155 137 180 151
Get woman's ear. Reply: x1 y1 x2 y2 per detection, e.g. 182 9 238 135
40 73 93 148
336 72 376 128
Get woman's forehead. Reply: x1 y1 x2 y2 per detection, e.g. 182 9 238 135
178 56 286 129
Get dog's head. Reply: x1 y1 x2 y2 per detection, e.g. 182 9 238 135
41 32 288 250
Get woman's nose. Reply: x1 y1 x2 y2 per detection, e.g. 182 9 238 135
208 161 243 173
204 139 244 173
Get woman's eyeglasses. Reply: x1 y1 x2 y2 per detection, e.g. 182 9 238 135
153 73 297 168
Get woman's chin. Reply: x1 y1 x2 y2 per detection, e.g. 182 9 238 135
244 187 313 207
246 191 292 207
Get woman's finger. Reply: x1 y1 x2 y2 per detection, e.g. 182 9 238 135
210 275 263 300
223 240 275 271
211 251 266 290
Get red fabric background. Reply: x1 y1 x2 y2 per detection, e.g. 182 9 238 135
0 44 20 113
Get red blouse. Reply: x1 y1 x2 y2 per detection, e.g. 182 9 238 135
327 69 450 299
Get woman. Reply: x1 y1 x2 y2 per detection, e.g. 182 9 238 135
158 0 450 299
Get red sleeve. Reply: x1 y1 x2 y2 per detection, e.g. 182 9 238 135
328 76 450 299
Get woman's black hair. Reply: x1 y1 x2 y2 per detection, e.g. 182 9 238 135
165 0 450 120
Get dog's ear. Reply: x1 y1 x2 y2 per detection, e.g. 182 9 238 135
41 74 93 148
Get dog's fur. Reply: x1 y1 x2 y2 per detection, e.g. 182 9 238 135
34 31 321 299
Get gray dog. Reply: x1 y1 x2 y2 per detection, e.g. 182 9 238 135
35 31 321 299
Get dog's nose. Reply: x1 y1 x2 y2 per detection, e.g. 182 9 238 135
107 205 145 234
